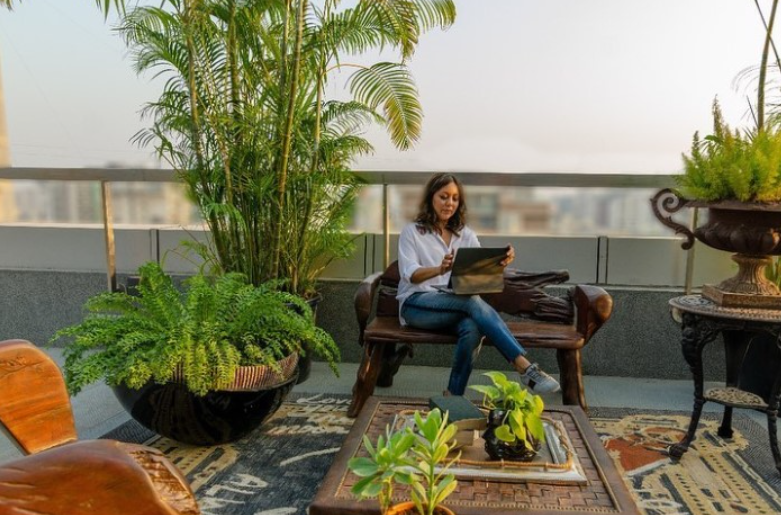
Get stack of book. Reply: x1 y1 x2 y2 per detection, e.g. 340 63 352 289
429 395 487 448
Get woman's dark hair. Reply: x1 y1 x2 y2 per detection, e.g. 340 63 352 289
414 173 467 235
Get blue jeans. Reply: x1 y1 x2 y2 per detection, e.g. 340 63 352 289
401 292 527 395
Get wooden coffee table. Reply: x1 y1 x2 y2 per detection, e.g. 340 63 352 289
310 397 640 515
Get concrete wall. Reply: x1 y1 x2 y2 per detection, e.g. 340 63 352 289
0 225 734 380
1 268 725 381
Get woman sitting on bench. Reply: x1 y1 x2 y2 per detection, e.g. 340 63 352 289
397 173 561 396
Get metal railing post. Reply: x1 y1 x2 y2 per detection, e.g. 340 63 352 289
100 181 117 292
383 183 390 269
596 235 609 284
684 207 699 295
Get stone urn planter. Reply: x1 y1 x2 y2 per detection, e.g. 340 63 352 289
652 188 781 308
113 353 299 445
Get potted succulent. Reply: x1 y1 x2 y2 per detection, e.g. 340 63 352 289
652 0 781 307
470 371 546 462
348 408 460 515
51 261 340 445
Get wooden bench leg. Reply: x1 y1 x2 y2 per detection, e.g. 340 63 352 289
377 343 413 388
348 341 386 418
557 348 587 411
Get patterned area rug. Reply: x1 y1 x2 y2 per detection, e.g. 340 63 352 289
104 395 781 515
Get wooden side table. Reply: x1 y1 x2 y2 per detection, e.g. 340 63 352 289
667 295 781 474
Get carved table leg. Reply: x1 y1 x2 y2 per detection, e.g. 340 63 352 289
718 407 734 439
718 331 751 439
348 341 386 418
767 360 781 475
669 312 719 459
768 409 781 474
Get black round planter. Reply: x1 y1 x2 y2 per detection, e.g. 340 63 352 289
295 294 323 384
483 409 539 462
113 375 296 446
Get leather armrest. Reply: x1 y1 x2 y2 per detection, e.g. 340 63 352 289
0 440 199 515
571 284 614 343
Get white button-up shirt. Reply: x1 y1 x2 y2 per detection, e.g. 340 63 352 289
396 222 480 325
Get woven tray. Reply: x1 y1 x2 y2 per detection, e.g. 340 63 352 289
393 410 588 485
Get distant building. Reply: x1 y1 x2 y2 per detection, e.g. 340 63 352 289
110 181 195 225
352 184 552 235
11 165 198 225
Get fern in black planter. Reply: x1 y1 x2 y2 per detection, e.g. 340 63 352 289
52 262 340 397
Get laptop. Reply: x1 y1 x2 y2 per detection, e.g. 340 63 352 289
434 247 507 295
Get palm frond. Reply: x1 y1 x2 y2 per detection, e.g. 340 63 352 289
349 62 422 149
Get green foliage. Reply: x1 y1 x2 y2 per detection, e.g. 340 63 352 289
408 409 460 515
348 426 417 514
677 100 781 203
51 262 340 396
113 0 456 296
348 408 460 515
677 1 781 204
470 371 546 450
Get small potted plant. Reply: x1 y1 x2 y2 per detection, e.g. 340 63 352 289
347 427 417 514
348 408 460 515
470 371 546 462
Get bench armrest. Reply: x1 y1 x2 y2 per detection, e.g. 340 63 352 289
354 272 383 345
571 285 613 343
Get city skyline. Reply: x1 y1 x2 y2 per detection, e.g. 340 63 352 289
0 1 771 173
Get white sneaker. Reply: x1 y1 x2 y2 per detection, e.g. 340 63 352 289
519 363 561 394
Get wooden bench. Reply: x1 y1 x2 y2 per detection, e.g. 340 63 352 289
348 262 614 417
0 339 200 515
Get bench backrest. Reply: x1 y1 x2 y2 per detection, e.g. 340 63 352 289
374 261 575 325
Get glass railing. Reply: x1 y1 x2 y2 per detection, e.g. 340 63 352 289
1 167 700 290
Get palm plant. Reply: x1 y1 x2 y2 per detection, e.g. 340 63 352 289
104 0 456 296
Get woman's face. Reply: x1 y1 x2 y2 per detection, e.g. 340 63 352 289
432 181 460 224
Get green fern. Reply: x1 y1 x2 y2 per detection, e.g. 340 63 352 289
51 262 340 396
678 100 781 203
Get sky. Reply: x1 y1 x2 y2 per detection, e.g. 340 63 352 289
0 0 770 173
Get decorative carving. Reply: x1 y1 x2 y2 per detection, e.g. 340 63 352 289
667 297 781 474
650 188 695 250
714 255 781 296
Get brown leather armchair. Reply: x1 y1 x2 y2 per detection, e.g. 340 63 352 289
0 339 200 515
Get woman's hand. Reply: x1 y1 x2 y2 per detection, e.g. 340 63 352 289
500 244 515 267
410 253 454 284
439 253 454 275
